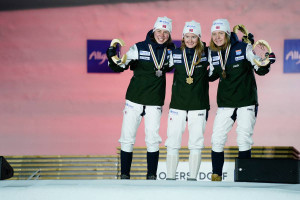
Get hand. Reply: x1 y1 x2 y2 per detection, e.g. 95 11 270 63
248 33 254 45
243 33 254 45
106 46 117 59
268 52 276 64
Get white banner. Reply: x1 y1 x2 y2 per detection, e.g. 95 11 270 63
157 161 235 182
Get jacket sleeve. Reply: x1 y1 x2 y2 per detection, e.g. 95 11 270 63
208 48 220 82
246 44 270 76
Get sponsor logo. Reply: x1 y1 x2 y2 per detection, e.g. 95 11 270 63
87 40 115 73
125 103 134 109
201 57 207 62
170 110 178 115
233 64 239 68
139 56 150 60
212 56 220 61
284 39 300 73
212 61 219 65
189 29 194 32
174 60 182 63
162 25 166 28
140 50 150 56
216 26 220 29
285 51 300 64
89 51 107 65
158 171 228 181
235 55 244 61
213 22 224 26
195 65 203 68
236 49 242 55
159 20 170 25
173 54 182 59
187 25 196 28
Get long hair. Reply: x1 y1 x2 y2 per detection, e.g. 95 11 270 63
180 37 204 65
209 34 230 51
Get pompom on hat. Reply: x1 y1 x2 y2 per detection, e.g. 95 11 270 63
211 19 231 36
153 16 172 34
182 20 201 38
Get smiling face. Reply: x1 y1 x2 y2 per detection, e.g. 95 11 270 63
154 29 170 44
183 33 198 48
212 30 226 47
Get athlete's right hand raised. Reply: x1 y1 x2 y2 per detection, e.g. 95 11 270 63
106 46 117 59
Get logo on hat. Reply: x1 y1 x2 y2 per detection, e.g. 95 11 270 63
189 29 194 32
216 26 220 29
163 25 166 28
159 20 170 24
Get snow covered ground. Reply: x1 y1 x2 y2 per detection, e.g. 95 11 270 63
0 180 300 200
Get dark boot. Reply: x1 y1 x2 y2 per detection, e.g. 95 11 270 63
238 149 251 159
146 151 159 180
120 150 133 179
211 150 224 178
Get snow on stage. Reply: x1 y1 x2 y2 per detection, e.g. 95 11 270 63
1 180 300 200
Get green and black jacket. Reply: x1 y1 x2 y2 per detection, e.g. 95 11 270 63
209 32 270 108
169 46 210 111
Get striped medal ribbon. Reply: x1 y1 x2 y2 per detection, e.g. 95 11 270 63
183 48 198 84
218 44 231 79
148 44 167 77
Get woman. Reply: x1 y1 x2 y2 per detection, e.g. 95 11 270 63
106 16 175 180
208 19 276 181
165 20 210 181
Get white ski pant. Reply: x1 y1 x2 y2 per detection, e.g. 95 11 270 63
165 108 207 154
119 100 162 153
211 105 257 152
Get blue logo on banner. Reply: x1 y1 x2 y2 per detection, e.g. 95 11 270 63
284 39 300 73
87 40 116 73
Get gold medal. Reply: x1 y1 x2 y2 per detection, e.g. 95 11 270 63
222 70 226 79
183 49 197 85
186 76 193 84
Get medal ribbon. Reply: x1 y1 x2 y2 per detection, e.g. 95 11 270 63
148 44 167 70
183 49 198 77
218 44 231 72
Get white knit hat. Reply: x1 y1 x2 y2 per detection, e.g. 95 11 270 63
182 20 201 38
211 19 231 36
153 16 172 34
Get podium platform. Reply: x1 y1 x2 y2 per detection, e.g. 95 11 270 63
3 146 299 180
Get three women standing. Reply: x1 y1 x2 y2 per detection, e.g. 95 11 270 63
108 17 276 181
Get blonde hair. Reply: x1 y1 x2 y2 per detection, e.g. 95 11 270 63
209 34 230 51
180 37 204 65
